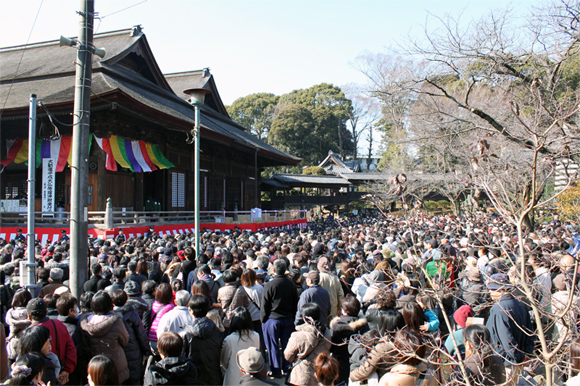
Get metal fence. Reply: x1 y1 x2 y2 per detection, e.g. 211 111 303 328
0 209 307 228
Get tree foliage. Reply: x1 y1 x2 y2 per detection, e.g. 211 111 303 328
226 93 279 140
302 166 327 175
268 105 317 164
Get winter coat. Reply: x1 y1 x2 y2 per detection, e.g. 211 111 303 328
148 301 175 341
180 316 223 386
377 363 437 386
450 352 506 385
319 271 344 319
350 336 397 382
6 306 30 360
217 283 250 328
239 373 279 385
424 309 440 332
220 331 260 386
486 293 535 365
32 317 77 374
330 316 369 384
284 323 332 386
83 275 109 293
143 355 197 386
115 305 149 380
126 296 148 319
80 313 130 383
296 285 331 327
142 293 155 334
57 315 92 384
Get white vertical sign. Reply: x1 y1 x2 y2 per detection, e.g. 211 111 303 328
42 158 56 212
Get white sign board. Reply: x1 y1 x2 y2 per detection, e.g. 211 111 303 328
1 199 26 213
42 158 56 212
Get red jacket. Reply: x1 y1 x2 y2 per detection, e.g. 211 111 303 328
33 317 77 373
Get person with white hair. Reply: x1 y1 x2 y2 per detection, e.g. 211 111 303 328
156 290 193 338
38 268 68 298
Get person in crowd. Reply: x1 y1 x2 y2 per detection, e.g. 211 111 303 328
38 268 67 298
156 290 192 337
221 307 261 386
104 267 126 295
416 295 440 332
330 294 370 384
241 268 265 353
111 289 149 384
450 324 505 385
261 259 299 378
365 289 397 331
485 273 534 386
445 304 474 356
284 303 332 386
187 264 219 301
0 326 7 381
80 290 130 384
401 301 429 334
56 294 91 385
43 293 60 319
237 347 278 386
141 280 157 334
217 269 250 332
18 325 60 385
26 298 77 384
125 260 147 288
144 331 197 386
147 282 175 355
84 263 110 293
314 352 340 386
191 279 225 333
180 293 223 386
317 256 344 320
123 280 148 319
8 353 46 386
6 289 32 362
350 309 405 382
87 355 119 386
295 270 331 327
376 329 436 386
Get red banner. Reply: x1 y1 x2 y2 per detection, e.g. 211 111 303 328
0 218 307 244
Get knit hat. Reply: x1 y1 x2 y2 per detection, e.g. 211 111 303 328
237 347 264 373
453 305 474 328
124 280 141 296
26 298 47 320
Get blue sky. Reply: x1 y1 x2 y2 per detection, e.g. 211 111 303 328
0 0 542 106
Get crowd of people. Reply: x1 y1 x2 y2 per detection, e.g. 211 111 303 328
0 212 579 386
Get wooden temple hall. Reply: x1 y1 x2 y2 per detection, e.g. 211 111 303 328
0 26 300 216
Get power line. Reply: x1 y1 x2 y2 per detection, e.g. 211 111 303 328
0 0 44 117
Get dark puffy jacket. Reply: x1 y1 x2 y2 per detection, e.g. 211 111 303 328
180 317 223 386
144 355 197 386
115 305 149 380
126 297 148 319
142 293 155 335
57 315 92 385
330 316 369 384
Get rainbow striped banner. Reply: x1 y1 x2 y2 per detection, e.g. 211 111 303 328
94 135 173 172
1 134 171 173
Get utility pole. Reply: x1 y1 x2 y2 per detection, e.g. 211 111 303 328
70 0 93 298
27 94 37 290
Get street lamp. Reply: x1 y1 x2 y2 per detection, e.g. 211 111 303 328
184 88 211 257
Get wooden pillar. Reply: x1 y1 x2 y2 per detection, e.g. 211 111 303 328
97 150 107 210
135 173 144 211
